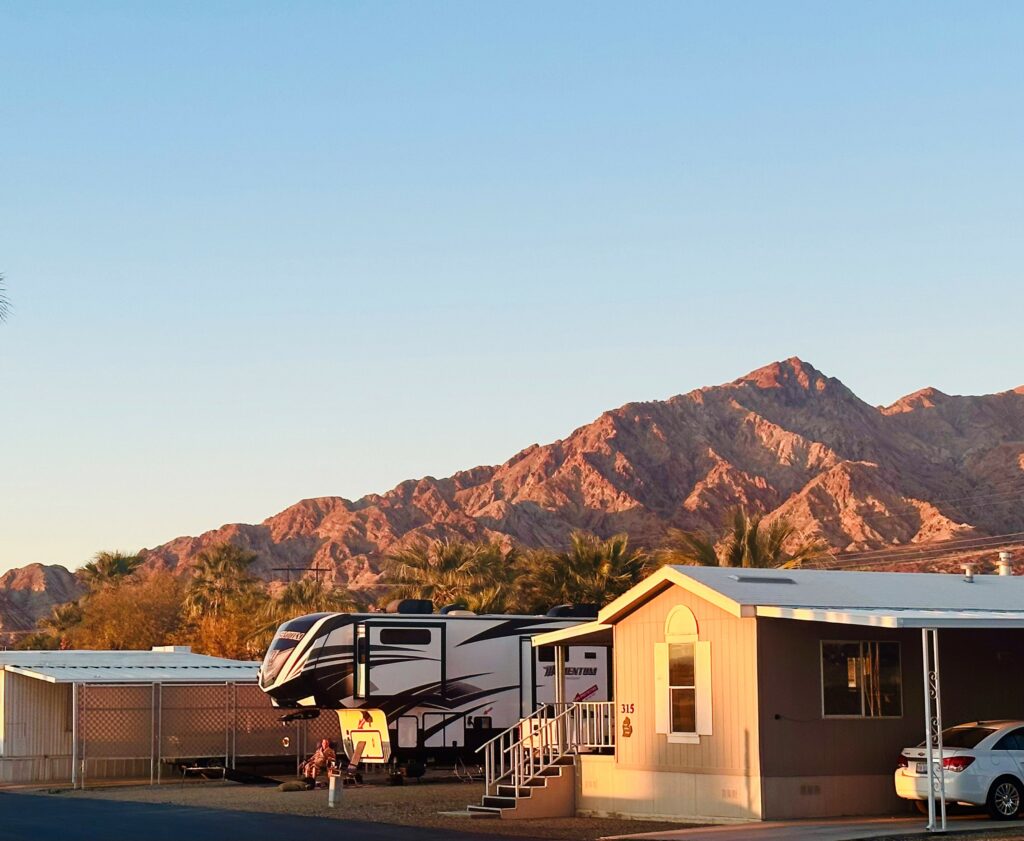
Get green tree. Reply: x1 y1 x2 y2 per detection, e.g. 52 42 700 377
658 508 829 569
521 531 652 612
384 537 521 613
79 550 142 592
183 542 261 618
67 571 185 650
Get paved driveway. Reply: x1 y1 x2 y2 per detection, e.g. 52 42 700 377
601 814 1024 841
0 791 539 841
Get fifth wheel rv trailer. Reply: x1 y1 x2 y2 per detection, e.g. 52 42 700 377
259 603 610 760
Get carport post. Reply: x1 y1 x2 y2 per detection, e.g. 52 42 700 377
921 628 946 832
71 683 79 790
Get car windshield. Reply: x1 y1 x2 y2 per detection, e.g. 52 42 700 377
918 726 996 749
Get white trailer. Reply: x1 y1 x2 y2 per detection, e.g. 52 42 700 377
259 607 610 760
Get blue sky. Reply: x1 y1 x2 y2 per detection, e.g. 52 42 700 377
1 1 1022 572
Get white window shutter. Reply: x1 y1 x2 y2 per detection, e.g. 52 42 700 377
695 641 713 736
654 642 669 735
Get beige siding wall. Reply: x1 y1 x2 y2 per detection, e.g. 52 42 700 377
579 586 761 820
3 672 73 759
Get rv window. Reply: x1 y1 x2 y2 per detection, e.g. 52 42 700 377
380 628 432 646
821 641 901 718
537 646 555 663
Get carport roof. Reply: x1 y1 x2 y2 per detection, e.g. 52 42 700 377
0 647 260 684
596 566 1024 629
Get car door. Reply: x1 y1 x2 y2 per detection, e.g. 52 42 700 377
991 727 1024 777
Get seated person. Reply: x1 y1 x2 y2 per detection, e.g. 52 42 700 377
301 739 337 786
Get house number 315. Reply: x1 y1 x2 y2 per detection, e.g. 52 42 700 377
620 703 635 714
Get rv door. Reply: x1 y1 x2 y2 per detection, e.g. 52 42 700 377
365 623 444 699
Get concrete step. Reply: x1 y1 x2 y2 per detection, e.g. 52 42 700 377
482 795 517 809
496 785 532 798
466 805 501 818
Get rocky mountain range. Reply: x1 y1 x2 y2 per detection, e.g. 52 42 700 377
5 357 1023 634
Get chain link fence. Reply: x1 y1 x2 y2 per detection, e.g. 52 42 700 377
73 682 334 788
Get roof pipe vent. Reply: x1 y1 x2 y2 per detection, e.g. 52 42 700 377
998 552 1013 577
963 564 974 583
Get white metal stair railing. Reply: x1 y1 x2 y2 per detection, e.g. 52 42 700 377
477 701 615 796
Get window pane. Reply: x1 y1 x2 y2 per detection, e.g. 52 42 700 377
822 642 862 716
671 688 696 733
379 627 432 646
669 643 695 686
875 642 901 717
941 727 996 749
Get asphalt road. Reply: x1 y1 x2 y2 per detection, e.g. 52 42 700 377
0 792 540 841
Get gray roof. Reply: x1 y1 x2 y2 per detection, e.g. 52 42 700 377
593 565 1024 630
0 647 260 684
673 565 1024 613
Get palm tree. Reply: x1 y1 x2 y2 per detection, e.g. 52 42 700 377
0 275 9 323
659 508 829 569
252 576 357 650
79 550 142 592
383 537 520 612
38 600 85 647
523 532 652 612
657 528 720 567
268 577 357 619
183 542 261 618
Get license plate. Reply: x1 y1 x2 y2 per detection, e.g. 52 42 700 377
916 762 927 774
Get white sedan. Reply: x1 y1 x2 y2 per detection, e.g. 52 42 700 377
896 721 1024 819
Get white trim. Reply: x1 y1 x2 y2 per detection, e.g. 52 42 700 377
532 621 612 647
599 567 746 625
667 732 701 744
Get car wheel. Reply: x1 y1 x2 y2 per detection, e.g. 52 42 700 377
913 800 929 815
987 777 1023 820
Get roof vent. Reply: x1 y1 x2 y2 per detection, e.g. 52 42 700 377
728 575 796 585
963 564 974 583
998 552 1013 577
152 645 191 653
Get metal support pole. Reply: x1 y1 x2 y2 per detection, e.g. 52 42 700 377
224 682 230 771
921 629 946 832
71 683 79 790
150 683 156 785
932 630 947 831
922 631 935 830
156 683 163 785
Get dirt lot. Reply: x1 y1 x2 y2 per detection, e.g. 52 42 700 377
43 775 699 841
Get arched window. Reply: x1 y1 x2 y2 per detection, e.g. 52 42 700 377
654 605 712 743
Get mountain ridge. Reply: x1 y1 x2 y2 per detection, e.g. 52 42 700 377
4 357 1023 633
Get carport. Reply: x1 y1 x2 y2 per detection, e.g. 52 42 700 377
0 646 340 787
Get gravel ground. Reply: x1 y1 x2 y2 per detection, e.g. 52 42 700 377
42 775 699 841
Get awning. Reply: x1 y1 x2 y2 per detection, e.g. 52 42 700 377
533 621 612 647
755 606 1024 629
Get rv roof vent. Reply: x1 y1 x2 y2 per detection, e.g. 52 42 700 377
728 575 796 585
439 603 473 615
445 609 477 617
386 598 434 615
546 604 599 618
